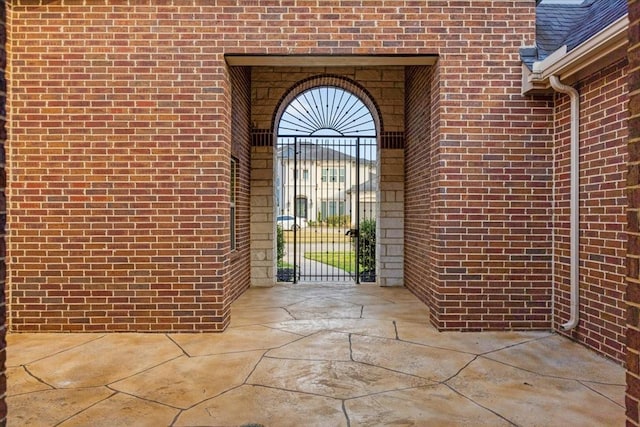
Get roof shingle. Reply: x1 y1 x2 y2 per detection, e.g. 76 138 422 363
521 0 627 69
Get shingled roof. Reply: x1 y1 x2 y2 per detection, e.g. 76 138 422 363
277 144 356 162
521 0 627 69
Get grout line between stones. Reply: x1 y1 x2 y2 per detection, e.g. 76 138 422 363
441 355 479 384
22 365 55 390
105 386 183 411
12 334 107 366
349 333 354 362
445 383 519 427
165 333 190 357
281 306 298 320
53 389 118 427
578 380 626 408
440 356 518 426
478 332 555 357
342 399 351 427
105 354 184 388
478 354 623 384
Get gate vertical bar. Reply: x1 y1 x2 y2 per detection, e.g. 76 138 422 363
355 137 361 284
293 137 298 284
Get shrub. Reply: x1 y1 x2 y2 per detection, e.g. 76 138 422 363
355 219 376 273
325 215 351 226
277 224 285 263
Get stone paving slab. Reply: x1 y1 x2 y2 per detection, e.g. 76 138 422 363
176 385 347 427
9 388 114 427
448 357 624 427
346 384 513 426
111 351 264 409
7 284 626 426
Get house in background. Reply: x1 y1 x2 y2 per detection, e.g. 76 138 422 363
347 174 378 225
276 142 377 226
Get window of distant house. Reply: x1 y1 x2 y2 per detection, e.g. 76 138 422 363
302 169 309 181
296 196 308 219
230 157 237 251
321 168 345 183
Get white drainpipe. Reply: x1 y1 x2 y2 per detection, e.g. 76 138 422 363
549 75 580 331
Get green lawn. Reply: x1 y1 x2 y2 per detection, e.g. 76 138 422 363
304 251 357 273
277 261 294 269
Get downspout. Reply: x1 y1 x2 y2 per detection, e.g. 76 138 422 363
548 75 580 331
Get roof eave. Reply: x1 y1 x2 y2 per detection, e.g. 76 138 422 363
522 14 629 95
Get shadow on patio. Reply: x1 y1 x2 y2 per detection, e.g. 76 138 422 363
8 284 625 426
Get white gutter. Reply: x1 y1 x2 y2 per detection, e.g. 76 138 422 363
549 75 580 331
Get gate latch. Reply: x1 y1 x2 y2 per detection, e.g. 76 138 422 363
345 228 359 238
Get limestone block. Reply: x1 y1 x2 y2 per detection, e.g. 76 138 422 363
252 169 273 181
251 196 272 208
382 262 404 270
355 69 381 81
380 182 404 191
385 228 404 239
386 245 404 257
379 218 403 229
250 237 275 249
381 210 404 219
380 277 404 287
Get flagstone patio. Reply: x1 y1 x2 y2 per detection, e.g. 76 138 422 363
8 284 625 426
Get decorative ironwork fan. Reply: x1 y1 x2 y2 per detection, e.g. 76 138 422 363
278 86 376 137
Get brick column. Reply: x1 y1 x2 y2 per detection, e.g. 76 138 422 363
627 1 640 424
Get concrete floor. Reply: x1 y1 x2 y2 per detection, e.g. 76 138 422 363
8 284 626 426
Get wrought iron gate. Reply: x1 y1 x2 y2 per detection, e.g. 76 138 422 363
276 136 377 283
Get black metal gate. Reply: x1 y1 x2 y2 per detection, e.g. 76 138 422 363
276 136 377 283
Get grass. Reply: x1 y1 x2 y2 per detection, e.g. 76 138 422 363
304 251 357 273
277 261 294 269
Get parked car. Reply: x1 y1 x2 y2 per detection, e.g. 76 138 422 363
277 215 307 231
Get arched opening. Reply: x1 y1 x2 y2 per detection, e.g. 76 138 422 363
275 84 379 284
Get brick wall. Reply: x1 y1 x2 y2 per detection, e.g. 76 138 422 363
553 60 628 363
228 66 251 303
406 65 554 329
627 0 640 423
9 2 233 331
8 1 551 331
405 65 438 315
